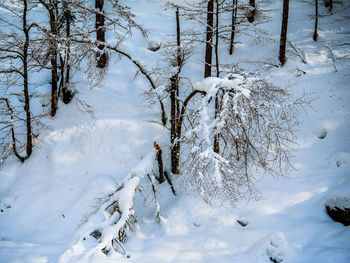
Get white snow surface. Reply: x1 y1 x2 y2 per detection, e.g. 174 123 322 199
1 0 350 263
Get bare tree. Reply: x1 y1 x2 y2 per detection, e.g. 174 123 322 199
0 0 34 161
38 0 60 117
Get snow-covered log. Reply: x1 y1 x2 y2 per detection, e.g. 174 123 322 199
58 151 156 263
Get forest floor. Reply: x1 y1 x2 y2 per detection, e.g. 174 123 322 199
0 0 350 262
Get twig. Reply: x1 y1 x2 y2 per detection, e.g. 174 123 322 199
324 43 338 72
287 40 307 64
164 171 177 196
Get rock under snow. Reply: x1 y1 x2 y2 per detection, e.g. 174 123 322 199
146 38 162 52
250 231 293 263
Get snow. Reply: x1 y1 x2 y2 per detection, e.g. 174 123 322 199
1 0 350 263
250 231 293 263
194 76 250 98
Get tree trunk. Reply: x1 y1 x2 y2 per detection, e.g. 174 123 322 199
2 0 32 161
329 0 333 14
96 0 107 68
229 0 238 55
204 0 214 78
48 8 59 117
279 0 289 66
176 8 181 67
170 9 182 175
313 0 318 41
63 17 73 104
247 0 256 23
170 75 180 175
213 0 220 154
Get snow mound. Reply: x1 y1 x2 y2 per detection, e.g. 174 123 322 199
194 76 250 98
250 231 293 263
326 182 350 209
146 38 162 52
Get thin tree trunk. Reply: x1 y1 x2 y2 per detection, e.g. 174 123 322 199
313 0 318 41
3 0 33 161
170 9 182 175
170 75 180 175
247 0 256 23
229 0 238 55
96 0 107 68
48 7 59 117
62 17 73 104
213 0 220 154
279 0 289 66
204 0 214 78
215 0 219 78
176 8 181 67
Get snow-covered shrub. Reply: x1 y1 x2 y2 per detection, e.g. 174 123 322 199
180 73 301 205
251 231 293 263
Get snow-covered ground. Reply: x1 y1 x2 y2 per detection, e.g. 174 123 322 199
1 0 349 262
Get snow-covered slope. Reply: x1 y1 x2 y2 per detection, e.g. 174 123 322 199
1 0 349 262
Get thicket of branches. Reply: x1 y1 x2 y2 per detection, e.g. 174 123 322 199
2 0 347 259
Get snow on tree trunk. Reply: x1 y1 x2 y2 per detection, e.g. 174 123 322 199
96 0 107 68
204 0 214 78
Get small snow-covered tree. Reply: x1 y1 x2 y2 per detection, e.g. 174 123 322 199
180 75 300 205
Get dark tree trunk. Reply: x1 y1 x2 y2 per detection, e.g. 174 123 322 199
170 75 180 175
213 95 220 153
204 0 214 78
3 0 34 162
279 0 289 66
23 1 32 159
229 0 238 55
176 8 181 67
247 0 256 23
326 0 333 13
62 17 73 104
96 0 107 68
46 5 59 117
213 0 220 154
170 9 182 175
215 0 219 78
313 0 318 41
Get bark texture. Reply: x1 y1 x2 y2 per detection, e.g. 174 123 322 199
313 0 318 41
96 0 107 68
229 0 238 55
204 0 214 78
247 0 256 23
279 0 289 66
